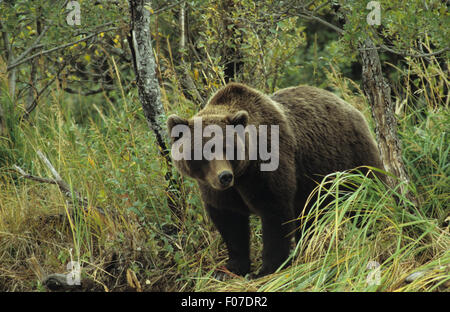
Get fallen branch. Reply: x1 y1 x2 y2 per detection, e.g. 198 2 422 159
42 273 80 291
12 150 106 216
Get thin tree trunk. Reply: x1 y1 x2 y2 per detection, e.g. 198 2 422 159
128 0 184 222
8 68 16 100
1 21 13 137
1 21 16 101
220 0 243 83
27 16 41 112
179 2 205 106
0 102 6 137
180 2 186 53
360 38 418 207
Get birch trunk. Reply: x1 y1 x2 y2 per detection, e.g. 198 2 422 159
129 0 168 147
128 0 184 221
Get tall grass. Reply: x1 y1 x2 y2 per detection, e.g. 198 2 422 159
196 164 449 292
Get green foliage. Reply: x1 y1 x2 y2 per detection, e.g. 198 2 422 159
340 0 449 50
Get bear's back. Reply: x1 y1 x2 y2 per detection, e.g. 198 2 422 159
271 85 382 176
271 85 357 124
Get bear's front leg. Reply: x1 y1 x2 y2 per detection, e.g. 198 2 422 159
235 165 297 278
254 211 294 278
205 204 251 276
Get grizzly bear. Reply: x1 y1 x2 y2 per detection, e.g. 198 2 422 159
167 83 383 278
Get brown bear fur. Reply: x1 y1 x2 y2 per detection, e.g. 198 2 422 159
167 83 383 277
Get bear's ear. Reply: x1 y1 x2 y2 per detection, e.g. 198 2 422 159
167 114 189 141
228 110 248 127
167 114 188 132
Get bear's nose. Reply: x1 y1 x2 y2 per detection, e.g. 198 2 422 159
218 171 233 186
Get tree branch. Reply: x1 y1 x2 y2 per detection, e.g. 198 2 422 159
7 26 118 71
13 26 49 65
22 48 85 119
63 84 129 96
296 12 344 34
152 0 185 15
379 44 449 58
294 7 448 59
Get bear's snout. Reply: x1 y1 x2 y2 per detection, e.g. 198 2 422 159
218 171 233 187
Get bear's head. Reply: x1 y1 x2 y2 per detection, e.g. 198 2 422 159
167 111 250 190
